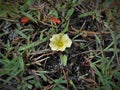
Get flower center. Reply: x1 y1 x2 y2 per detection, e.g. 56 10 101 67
57 41 63 47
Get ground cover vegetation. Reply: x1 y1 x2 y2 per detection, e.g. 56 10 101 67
0 0 120 90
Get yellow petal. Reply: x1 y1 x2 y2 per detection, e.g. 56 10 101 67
65 39 72 47
49 42 59 51
62 34 72 47
50 34 61 41
57 46 66 51
61 34 69 41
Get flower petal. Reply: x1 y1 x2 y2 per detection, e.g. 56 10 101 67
62 34 72 47
50 34 59 41
57 46 66 51
61 34 69 41
65 39 72 47
21 16 30 23
51 17 61 24
49 42 58 51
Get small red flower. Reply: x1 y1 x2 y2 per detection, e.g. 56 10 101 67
21 16 30 23
50 17 61 24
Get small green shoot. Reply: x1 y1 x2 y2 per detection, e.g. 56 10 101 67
60 54 68 66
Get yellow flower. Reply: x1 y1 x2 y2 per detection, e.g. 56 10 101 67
49 33 72 51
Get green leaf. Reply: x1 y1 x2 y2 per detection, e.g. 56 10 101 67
16 29 28 39
4 69 21 84
65 8 74 20
114 71 120 81
20 11 37 23
52 85 66 90
18 42 36 51
0 56 24 84
91 63 103 80
21 0 33 11
18 37 48 51
26 83 33 89
104 41 114 50
95 35 101 44
0 69 9 77
53 77 66 85
61 23 69 33
78 11 96 18
48 10 58 17
0 10 8 17
24 75 34 80
40 29 46 41
69 80 77 90
39 73 47 81
60 54 68 66
18 56 24 72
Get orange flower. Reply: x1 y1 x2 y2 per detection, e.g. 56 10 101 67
21 16 30 23
50 17 61 24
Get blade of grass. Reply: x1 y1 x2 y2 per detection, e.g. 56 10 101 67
65 8 74 20
20 11 37 23
16 29 28 40
18 37 48 51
